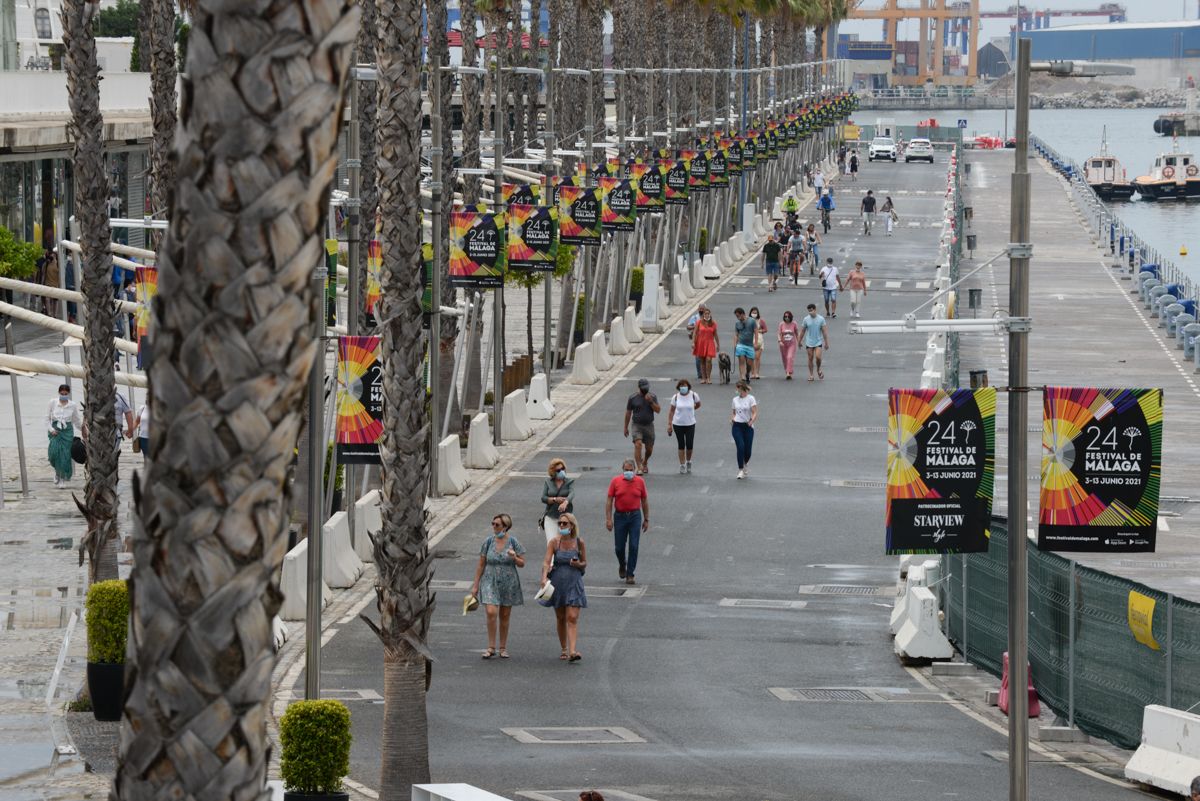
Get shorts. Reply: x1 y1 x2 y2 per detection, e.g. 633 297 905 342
734 343 755 360
823 288 838 303
765 261 780 276
631 422 655 444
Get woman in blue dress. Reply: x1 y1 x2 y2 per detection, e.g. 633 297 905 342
470 513 526 659
540 512 588 662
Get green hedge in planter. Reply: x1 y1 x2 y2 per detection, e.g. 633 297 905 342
280 699 352 794
574 293 587 332
698 228 708 256
85 580 129 664
629 266 644 295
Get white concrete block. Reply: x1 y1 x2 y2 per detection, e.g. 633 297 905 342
570 343 598 384
279 538 332 622
353 490 381 562
702 253 721 279
321 511 363 588
526 373 556 420
624 306 644 343
654 285 671 320
672 272 691 302
465 412 501 467
894 586 954 661
272 616 289 650
742 203 758 245
890 564 928 635
436 434 471 495
691 258 706 290
899 554 915 578
1125 705 1200 795
500 390 534 440
609 316 631 355
412 784 515 801
772 197 782 219
922 558 941 589
591 330 615 371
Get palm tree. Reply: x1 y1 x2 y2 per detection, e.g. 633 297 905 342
146 0 177 224
110 1 359 798
62 0 120 584
367 0 435 797
357 0 379 308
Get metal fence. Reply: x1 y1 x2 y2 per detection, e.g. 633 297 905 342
941 519 1200 749
851 125 965 148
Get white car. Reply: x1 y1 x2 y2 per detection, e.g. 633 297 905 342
905 138 935 163
869 137 897 162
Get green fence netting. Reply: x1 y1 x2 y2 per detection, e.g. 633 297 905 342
941 518 1200 750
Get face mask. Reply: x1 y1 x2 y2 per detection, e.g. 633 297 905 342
678 386 690 395
751 312 759 318
59 394 70 402
556 470 566 480
559 527 572 536
784 316 792 322
623 470 635 481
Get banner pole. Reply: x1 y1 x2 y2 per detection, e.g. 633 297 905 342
492 44 506 447
304 252 328 701
4 323 29 497
429 61 444 496
542 56 556 379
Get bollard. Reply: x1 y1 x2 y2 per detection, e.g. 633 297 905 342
569 343 599 385
526 373 556 420
609 316 631 355
464 412 501 468
436 435 471 495
353 490 382 562
591 330 615 371
321 512 364 588
702 253 721 279
500 389 534 440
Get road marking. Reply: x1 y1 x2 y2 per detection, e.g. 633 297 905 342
886 280 901 288
503 726 646 744
682 512 694 523
663 544 675 556
1158 516 1170 532
915 281 931 289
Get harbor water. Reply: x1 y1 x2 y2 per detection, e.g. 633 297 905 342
862 108 1200 287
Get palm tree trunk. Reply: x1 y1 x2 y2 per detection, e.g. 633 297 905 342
371 0 434 796
459 0 481 200
358 0 380 319
147 0 177 223
112 1 359 798
62 0 120 584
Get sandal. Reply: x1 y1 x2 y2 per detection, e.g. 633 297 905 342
569 653 582 662
482 648 495 659
818 372 825 380
499 649 510 659
560 649 569 660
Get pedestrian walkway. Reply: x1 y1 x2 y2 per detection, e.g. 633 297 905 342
958 150 1200 602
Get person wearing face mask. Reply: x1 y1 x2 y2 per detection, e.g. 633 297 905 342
730 381 758 480
691 308 719 384
471 514 526 659
605 458 649 585
540 458 576 542
666 379 702 473
749 307 767 379
623 378 660 475
541 512 587 661
46 384 82 488
777 311 800 380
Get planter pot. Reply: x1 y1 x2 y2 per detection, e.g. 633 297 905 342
573 329 585 345
87 661 124 722
330 489 343 513
284 793 350 801
629 292 643 314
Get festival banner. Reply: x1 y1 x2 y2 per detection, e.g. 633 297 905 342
558 185 602 246
1038 387 1163 553
502 182 541 207
764 128 779 160
662 159 690 206
630 162 665 212
507 203 558 270
683 149 709 193
449 211 506 287
742 134 758 171
886 387 997 554
364 237 382 326
590 160 617 184
708 149 728 188
134 266 156 344
421 241 433 329
724 139 743 176
600 176 637 231
335 335 384 464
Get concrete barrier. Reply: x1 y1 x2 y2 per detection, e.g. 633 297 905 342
623 306 644 343
717 243 732 269
526 373 555 420
412 785 515 801
702 253 721 280
500 390 533 440
609 315 631 355
465 412 501 467
353 490 381 562
570 343 599 384
890 564 928 635
279 538 332 621
657 285 671 318
691 258 706 289
894 586 954 661
436 434 471 494
1124 705 1200 795
321 511 364 588
272 616 289 650
591 331 615 371
672 271 691 302
899 554 915 578
742 203 758 246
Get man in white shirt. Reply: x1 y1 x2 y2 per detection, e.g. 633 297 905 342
819 258 844 319
812 169 825 200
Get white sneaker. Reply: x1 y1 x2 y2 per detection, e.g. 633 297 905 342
679 464 686 474
685 461 692 474
54 478 61 488
737 470 745 480
743 466 749 477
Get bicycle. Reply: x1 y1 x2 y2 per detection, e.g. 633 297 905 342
787 247 805 284
820 207 831 234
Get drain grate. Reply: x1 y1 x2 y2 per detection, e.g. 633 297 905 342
769 687 951 703
589 585 647 599
793 688 873 701
797 584 883 597
1118 559 1174 569
845 426 886 433
430 579 473 590
829 479 887 489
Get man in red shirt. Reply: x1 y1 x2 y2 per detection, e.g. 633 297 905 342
605 458 650 585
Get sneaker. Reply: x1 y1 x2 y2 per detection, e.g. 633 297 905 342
737 470 745 480
685 461 692 474
679 464 686 474
743 466 749 477
619 566 626 579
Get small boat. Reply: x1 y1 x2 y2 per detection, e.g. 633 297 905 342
1132 141 1200 201
1084 130 1135 201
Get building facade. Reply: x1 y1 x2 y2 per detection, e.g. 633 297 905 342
1019 21 1200 90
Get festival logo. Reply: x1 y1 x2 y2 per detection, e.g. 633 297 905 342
449 211 506 287
335 336 384 464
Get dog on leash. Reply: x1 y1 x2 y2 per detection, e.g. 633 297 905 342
717 352 732 384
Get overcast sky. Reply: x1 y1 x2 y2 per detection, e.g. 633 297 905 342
839 0 1194 49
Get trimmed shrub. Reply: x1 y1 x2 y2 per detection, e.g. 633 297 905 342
85 580 128 664
629 266 644 295
574 293 587 332
280 699 352 794
698 227 708 255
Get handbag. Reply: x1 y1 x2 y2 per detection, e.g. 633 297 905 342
131 437 141 454
71 436 86 464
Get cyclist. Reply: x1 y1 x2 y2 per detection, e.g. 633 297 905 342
786 227 806 284
860 189 877 236
804 223 822 276
781 194 800 217
817 189 835 234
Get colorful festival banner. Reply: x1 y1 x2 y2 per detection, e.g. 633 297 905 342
724 139 743 176
764 128 779 160
134 265 156 345
708 149 728 188
683 149 709 193
507 203 558 270
365 237 382 326
449 211 506 287
662 159 690 205
421 241 433 329
335 336 384 465
630 162 665 212
502 182 541 207
558 185 602 246
886 387 997 554
742 134 758 171
599 176 637 231
1038 387 1163 552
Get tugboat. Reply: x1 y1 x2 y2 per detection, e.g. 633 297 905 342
1084 129 1135 201
1132 142 1200 201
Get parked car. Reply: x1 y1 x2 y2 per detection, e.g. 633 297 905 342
905 138 935 163
869 137 897 162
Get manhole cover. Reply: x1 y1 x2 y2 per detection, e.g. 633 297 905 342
829 479 886 489
797 584 883 596
718 598 808 610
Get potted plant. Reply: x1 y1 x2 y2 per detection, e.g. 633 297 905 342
698 227 708 256
323 443 344 511
85 579 128 722
628 266 644 313
280 699 352 801
573 293 587 345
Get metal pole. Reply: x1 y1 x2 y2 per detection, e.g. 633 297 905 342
1166 592 1174 707
492 51 506 447
1006 36 1032 801
542 61 555 381
345 67 362 543
962 554 970 660
583 71 595 342
738 16 750 232
304 263 327 701
1068 560 1076 729
4 323 29 497
429 64 445 496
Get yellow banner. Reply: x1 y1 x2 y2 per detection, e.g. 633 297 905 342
1127 590 1160 650
842 124 862 141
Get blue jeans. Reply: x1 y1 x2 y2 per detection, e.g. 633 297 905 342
613 510 642 576
731 422 754 469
